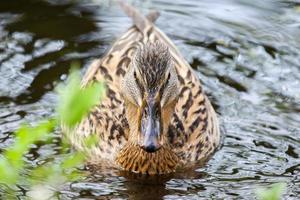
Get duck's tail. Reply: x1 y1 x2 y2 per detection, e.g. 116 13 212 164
118 1 159 32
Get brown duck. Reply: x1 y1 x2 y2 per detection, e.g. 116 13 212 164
64 2 220 175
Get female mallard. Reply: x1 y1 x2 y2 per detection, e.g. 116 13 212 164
65 2 220 175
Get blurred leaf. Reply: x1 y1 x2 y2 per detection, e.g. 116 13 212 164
256 183 286 200
5 120 55 169
0 120 55 185
61 152 85 169
64 170 85 182
0 157 19 185
57 67 105 128
83 134 99 149
0 65 104 197
30 165 59 182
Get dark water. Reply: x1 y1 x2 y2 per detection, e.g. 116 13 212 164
1 0 300 199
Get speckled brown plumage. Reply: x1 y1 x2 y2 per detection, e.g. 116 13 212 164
63 2 220 174
116 143 179 175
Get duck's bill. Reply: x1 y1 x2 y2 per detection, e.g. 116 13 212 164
140 100 161 153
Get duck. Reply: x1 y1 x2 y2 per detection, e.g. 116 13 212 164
64 2 220 175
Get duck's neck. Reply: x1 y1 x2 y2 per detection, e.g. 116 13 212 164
115 142 179 174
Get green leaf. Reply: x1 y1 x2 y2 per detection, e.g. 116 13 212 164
30 165 59 183
5 120 55 170
256 183 286 200
83 134 100 148
0 65 105 195
57 68 105 128
60 152 85 169
0 120 55 185
0 157 19 185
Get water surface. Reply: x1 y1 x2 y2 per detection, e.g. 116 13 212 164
0 0 300 199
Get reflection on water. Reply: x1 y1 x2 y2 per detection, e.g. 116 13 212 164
0 0 300 199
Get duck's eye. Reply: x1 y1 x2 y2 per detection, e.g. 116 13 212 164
166 73 171 85
134 71 137 80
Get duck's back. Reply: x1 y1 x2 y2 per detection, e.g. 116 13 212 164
71 3 220 165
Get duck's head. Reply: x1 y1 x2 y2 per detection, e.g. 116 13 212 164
121 41 179 153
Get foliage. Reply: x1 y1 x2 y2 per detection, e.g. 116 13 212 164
0 67 104 199
256 183 287 200
57 67 104 127
0 121 55 186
